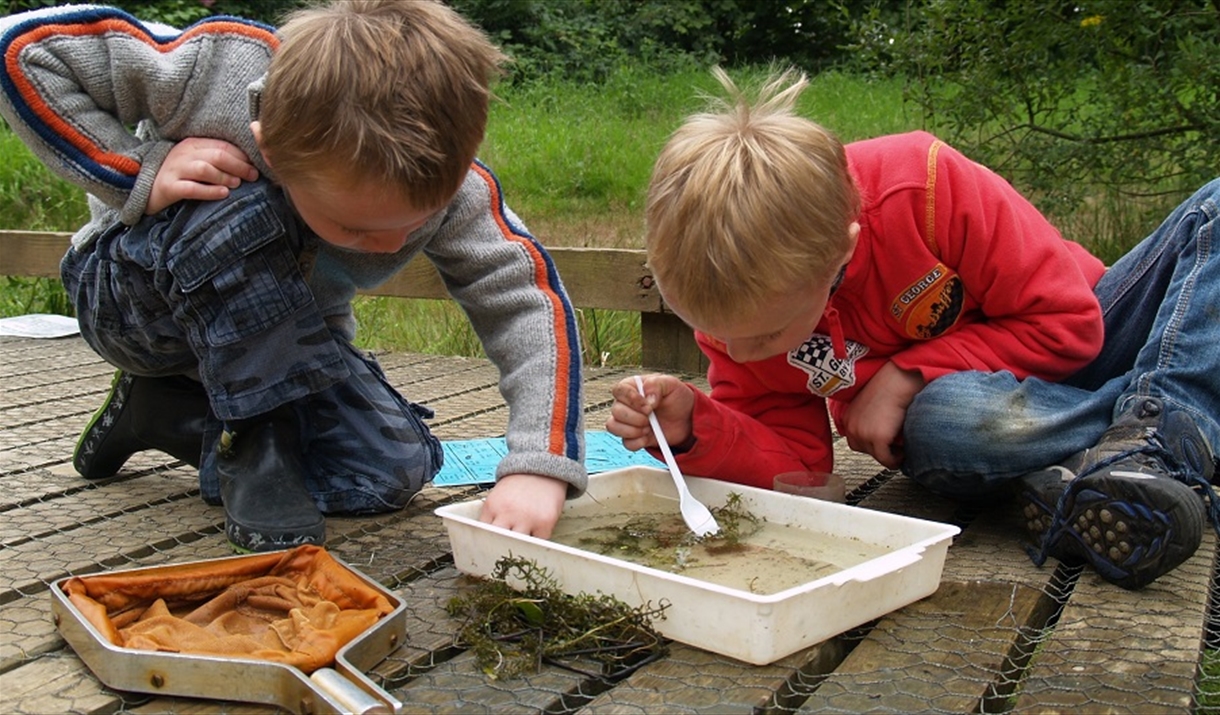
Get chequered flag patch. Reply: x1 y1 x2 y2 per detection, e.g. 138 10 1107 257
787 334 868 397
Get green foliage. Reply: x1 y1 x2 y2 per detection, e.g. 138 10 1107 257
1202 649 1220 710
450 0 907 82
0 130 88 232
859 0 1219 225
351 297 485 359
0 277 70 317
481 65 914 233
450 0 691 83
445 556 668 680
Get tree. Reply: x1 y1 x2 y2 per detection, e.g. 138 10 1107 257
449 0 902 82
863 0 1220 221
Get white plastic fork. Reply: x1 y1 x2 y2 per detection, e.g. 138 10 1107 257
634 376 720 537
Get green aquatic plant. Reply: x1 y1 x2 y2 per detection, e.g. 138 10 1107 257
575 491 764 570
445 556 668 680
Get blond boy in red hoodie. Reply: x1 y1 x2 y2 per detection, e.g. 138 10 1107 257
607 68 1220 590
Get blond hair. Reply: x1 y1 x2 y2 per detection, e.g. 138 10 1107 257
259 0 507 207
646 67 860 326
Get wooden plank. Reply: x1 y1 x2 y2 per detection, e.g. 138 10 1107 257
394 652 584 714
0 230 700 371
0 231 663 313
368 245 662 314
641 312 706 374
799 581 1055 713
7 328 1217 714
1014 533 1217 713
582 641 849 715
0 652 116 715
0 230 67 279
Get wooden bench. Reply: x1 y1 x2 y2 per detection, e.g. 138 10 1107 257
0 229 709 374
2 231 1218 713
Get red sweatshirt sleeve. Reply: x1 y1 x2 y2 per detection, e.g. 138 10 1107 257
888 140 1105 382
665 336 835 489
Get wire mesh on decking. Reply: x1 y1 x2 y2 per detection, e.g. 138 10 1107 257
3 335 1218 714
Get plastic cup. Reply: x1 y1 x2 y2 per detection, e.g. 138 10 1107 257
773 471 847 503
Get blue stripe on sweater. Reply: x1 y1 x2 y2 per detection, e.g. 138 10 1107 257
475 158 584 461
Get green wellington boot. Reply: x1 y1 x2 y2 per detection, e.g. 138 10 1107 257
74 371 209 479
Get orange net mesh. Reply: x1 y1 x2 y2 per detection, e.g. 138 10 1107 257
60 545 394 673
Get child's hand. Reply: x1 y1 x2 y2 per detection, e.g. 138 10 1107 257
147 138 259 215
478 473 568 538
839 361 925 468
606 374 695 452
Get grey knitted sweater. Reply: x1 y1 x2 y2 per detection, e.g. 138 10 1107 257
0 4 587 491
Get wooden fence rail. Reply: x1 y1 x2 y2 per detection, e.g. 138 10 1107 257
0 229 706 372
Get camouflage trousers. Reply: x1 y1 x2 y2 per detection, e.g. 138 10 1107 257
60 181 442 513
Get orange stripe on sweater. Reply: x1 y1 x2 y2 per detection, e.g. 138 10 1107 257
923 140 944 259
6 18 276 178
470 163 573 455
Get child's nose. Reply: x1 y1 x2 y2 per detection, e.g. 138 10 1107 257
366 230 411 253
724 340 763 363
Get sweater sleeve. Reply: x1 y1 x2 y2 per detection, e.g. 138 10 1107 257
889 141 1105 382
0 4 275 225
665 334 836 490
423 162 587 495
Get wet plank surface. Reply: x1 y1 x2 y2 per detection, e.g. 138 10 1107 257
2 335 1217 714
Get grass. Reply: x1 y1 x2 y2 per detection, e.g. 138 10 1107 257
484 66 920 249
0 129 90 231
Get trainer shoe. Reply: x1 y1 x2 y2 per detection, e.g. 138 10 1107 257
1018 397 1216 590
217 404 325 553
74 370 209 479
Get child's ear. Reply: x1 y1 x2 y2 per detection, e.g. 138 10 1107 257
843 221 861 262
250 121 272 168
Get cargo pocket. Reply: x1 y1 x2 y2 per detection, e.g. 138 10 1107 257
166 194 313 347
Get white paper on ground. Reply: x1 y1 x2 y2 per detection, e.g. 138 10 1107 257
0 314 79 338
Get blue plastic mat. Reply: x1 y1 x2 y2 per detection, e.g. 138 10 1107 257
432 430 662 486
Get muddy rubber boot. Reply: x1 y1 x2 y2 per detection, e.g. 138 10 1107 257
74 370 209 479
217 405 325 553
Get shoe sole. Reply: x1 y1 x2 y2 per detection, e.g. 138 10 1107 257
1019 469 1204 589
225 519 326 554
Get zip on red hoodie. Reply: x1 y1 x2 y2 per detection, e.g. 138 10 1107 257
665 132 1107 489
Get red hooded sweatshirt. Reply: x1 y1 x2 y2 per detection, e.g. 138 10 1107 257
667 131 1107 489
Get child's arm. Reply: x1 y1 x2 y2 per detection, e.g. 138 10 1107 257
422 163 585 536
885 140 1106 383
608 367 835 490
0 6 274 224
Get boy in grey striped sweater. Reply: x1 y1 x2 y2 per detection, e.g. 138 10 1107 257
0 1 586 551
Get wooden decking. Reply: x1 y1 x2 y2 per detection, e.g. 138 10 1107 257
4 333 1220 714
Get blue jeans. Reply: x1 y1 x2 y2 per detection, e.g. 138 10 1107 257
903 179 1220 499
61 180 443 513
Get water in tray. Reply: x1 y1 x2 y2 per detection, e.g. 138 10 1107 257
550 491 887 595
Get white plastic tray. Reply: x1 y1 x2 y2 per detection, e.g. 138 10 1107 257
436 466 959 665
